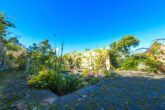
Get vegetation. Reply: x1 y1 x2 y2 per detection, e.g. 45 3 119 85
63 52 82 70
0 13 26 71
108 36 164 73
121 53 163 73
93 49 108 71
26 39 105 96
28 69 84 96
108 35 140 69
0 12 164 97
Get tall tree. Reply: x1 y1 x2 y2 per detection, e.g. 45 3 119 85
0 13 15 70
117 35 139 55
109 35 140 69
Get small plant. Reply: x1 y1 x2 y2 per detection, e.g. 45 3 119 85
88 77 101 85
81 69 91 77
105 71 119 79
49 74 84 96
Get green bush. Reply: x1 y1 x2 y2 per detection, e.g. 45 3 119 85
49 74 84 96
121 54 163 73
121 54 142 70
144 57 163 73
104 71 119 79
28 69 84 96
28 69 53 89
81 69 91 77
87 77 101 85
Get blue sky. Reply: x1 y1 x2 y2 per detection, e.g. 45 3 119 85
0 0 165 52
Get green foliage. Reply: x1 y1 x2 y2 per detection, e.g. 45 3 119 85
49 73 81 96
93 49 108 71
121 54 141 70
65 54 74 70
109 35 140 69
27 40 88 96
28 69 84 96
28 69 52 88
117 35 139 55
108 49 120 69
105 71 119 79
63 52 82 70
87 77 101 85
85 48 91 51
0 13 25 70
27 40 85 96
28 66 109 96
81 69 90 77
146 42 164 57
121 54 163 73
144 56 163 73
27 40 62 74
0 13 15 36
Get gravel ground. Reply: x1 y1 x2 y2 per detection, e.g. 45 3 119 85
0 70 57 110
50 72 165 110
0 70 165 110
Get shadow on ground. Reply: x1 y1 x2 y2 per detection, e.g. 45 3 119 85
0 71 165 110
50 75 165 110
0 70 57 110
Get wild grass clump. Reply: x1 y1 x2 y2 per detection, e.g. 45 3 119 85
28 69 85 96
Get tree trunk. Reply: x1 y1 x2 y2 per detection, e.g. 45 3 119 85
0 47 7 71
25 58 30 73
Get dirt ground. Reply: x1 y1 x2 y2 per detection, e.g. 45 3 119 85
0 70 165 110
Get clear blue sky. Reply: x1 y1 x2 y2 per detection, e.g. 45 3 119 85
0 0 165 52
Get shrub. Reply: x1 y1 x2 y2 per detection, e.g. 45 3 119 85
99 69 109 76
144 57 163 73
87 77 101 85
81 69 91 77
121 54 163 73
104 71 119 79
49 74 84 96
28 69 52 89
28 69 84 96
121 55 141 70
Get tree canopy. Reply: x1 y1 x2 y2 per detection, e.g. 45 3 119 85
109 35 140 69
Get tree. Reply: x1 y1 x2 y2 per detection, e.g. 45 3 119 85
117 35 139 55
146 42 163 58
0 13 14 36
85 48 91 51
108 35 140 69
121 40 164 73
0 13 24 70
27 40 54 74
136 41 164 60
